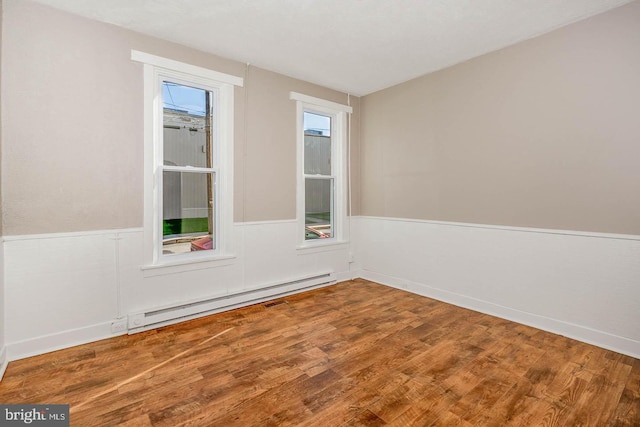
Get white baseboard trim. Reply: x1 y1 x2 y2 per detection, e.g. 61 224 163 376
7 321 127 362
360 270 640 359
0 347 8 381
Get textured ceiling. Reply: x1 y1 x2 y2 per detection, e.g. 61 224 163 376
31 0 635 95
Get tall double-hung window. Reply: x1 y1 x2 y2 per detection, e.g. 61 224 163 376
133 51 243 267
290 92 352 247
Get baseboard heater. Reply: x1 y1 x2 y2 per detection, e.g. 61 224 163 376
127 272 336 333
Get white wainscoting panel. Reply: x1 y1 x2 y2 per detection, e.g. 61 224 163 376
352 216 640 358
4 232 121 360
121 221 350 316
7 216 635 362
3 221 352 360
238 221 350 294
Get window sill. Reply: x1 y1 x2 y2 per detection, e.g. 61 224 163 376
296 241 350 255
141 254 236 277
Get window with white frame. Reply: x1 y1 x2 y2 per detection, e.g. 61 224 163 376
133 51 242 266
290 92 352 246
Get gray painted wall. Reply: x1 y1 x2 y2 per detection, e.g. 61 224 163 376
360 1 640 235
1 0 360 235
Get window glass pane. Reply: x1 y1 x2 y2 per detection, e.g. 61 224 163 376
163 82 213 168
162 171 215 254
303 112 331 175
305 177 333 240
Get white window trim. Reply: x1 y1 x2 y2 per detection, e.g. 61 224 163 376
290 92 352 249
133 50 243 268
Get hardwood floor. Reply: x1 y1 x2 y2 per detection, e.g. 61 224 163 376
1 279 638 426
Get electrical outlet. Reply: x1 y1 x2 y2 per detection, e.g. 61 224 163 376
111 319 127 334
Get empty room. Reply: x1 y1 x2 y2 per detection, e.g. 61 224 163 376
0 0 639 425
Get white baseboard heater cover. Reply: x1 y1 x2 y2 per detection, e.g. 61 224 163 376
128 272 336 333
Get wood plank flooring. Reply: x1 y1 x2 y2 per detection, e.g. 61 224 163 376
1 279 638 426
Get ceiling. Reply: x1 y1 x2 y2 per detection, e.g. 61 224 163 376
31 0 635 96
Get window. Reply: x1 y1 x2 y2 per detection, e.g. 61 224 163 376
290 92 352 247
133 51 243 266
162 83 215 255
